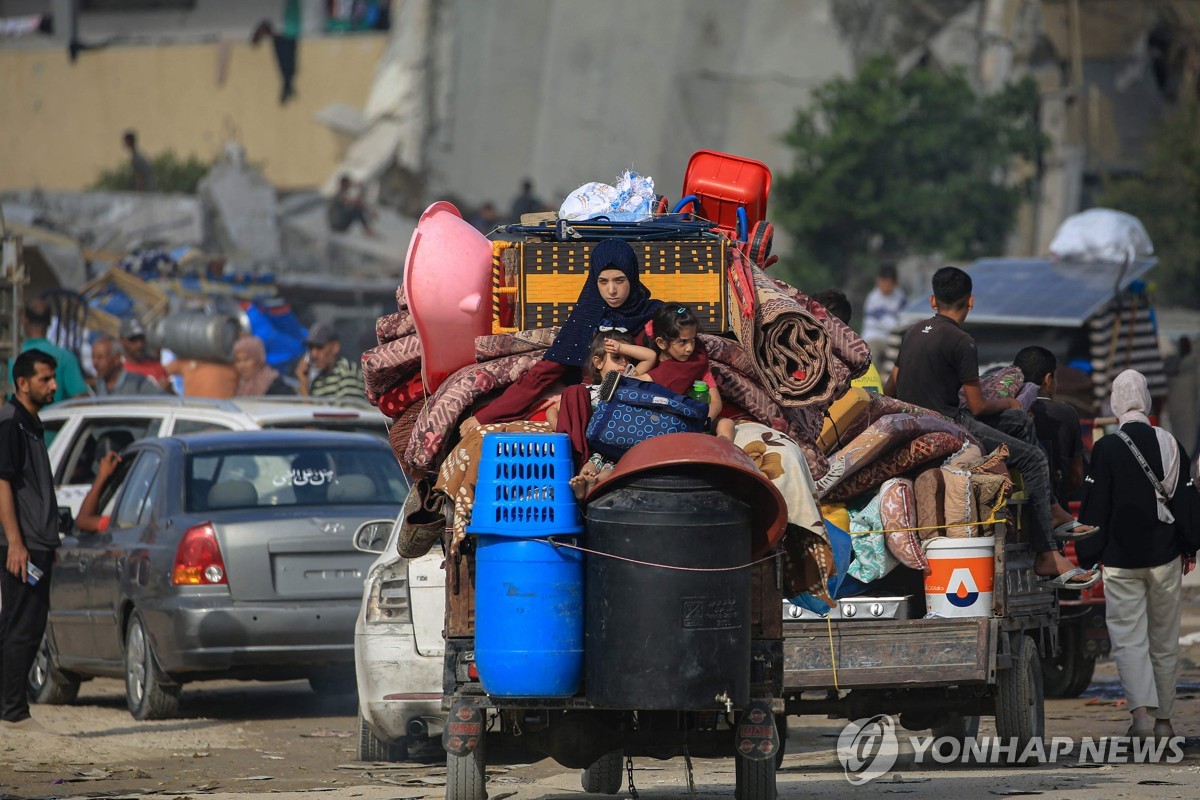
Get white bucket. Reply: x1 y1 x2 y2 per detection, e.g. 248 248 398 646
923 536 995 618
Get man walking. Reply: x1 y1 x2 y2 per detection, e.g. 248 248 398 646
0 350 61 732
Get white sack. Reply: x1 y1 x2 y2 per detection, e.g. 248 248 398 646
1048 208 1154 264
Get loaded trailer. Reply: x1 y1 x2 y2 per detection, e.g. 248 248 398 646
780 493 1059 758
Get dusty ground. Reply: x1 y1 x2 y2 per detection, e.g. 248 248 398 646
4 590 1200 800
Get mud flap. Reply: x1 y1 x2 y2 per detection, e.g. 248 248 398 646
735 700 780 761
443 697 484 757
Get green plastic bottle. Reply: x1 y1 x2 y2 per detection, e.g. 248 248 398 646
686 380 711 405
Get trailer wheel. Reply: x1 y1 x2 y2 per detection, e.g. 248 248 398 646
446 730 487 800
1042 620 1096 698
735 754 777 800
995 634 1045 764
580 749 623 794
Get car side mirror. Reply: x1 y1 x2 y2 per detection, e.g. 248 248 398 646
353 519 395 555
57 506 75 534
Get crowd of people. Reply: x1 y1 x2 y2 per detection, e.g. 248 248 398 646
5 301 366 405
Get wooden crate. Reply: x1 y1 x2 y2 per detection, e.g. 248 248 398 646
493 239 730 334
80 268 170 336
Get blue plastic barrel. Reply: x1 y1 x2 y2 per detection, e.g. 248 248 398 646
474 536 584 697
469 432 585 698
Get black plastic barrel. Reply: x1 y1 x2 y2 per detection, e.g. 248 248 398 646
585 473 752 709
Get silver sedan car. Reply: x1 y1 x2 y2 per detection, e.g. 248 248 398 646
30 430 408 720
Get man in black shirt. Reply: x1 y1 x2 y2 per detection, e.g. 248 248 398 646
0 349 61 732
885 267 1098 588
1015 346 1084 509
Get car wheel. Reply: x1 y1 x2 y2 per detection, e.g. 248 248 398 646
125 612 180 720
357 711 407 762
28 634 81 705
309 668 357 697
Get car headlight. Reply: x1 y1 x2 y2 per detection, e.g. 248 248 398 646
365 563 411 624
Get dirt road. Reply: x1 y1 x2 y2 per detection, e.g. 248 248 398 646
5 594 1200 800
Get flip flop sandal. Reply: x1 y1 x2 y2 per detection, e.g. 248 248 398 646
1053 519 1100 541
1039 566 1101 590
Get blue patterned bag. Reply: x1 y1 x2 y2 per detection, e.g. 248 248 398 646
585 376 709 461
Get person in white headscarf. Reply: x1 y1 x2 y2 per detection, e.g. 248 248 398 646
1078 369 1196 740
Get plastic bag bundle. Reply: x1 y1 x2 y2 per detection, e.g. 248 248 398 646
1048 208 1154 264
559 170 656 222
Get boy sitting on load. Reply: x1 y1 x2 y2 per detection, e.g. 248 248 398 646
884 266 1099 589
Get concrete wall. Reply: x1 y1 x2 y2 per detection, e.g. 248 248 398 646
431 0 854 214
0 34 385 191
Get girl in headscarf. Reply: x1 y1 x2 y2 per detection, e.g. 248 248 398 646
462 239 662 431
1078 369 1197 740
233 335 294 397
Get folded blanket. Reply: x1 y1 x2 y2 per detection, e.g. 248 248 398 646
822 430 965 502
400 352 545 473
830 393 977 454
699 333 761 379
475 327 559 361
362 334 423 398
388 397 427 475
848 491 897 583
378 374 424 419
785 406 830 480
376 310 415 345
731 265 843 408
816 413 971 496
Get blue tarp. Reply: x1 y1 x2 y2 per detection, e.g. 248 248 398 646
245 299 307 368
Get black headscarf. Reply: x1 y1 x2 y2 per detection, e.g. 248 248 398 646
543 239 662 367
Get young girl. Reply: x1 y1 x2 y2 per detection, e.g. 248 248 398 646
647 303 735 441
564 330 657 499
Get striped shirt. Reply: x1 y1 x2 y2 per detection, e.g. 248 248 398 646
311 358 364 401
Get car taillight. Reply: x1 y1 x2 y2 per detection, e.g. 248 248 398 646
173 523 228 585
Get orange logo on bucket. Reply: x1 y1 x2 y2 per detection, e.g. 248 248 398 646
925 556 993 609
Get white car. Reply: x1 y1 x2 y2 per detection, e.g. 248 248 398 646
352 516 446 761
42 396 387 515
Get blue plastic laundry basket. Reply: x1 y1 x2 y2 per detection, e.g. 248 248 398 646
466 433 583 536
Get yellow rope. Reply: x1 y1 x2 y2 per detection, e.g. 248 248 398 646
825 614 840 692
